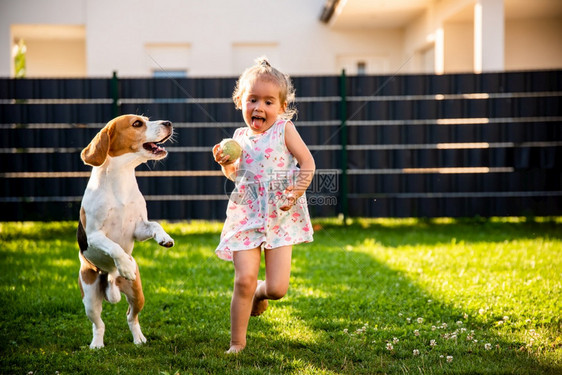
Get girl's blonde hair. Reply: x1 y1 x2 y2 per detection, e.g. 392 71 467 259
232 56 297 120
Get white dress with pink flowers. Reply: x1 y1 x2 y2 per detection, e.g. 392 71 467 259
215 119 314 261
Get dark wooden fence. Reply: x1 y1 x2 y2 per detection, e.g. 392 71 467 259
1 70 561 221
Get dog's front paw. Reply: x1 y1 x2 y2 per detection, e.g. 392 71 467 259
157 233 174 248
114 254 137 281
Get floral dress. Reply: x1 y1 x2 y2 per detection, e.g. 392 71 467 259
215 119 314 261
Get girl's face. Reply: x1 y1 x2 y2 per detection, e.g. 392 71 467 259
240 78 286 134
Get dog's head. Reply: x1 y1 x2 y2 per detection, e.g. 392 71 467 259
81 115 173 167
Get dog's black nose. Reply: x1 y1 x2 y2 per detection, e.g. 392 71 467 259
162 121 172 127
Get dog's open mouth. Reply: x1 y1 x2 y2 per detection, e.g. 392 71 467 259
143 134 171 155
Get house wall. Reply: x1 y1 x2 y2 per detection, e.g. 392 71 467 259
443 21 473 73
1 0 405 77
1 0 561 77
505 18 562 71
403 0 562 73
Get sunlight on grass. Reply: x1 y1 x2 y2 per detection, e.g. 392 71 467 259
345 218 562 369
46 258 76 268
291 285 330 299
162 220 223 235
266 305 321 345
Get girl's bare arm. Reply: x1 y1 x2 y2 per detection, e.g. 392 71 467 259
284 121 315 200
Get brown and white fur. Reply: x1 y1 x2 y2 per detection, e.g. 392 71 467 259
77 114 174 348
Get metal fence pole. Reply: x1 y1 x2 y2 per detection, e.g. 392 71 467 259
339 69 349 223
111 71 119 118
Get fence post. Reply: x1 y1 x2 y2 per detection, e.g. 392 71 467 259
111 71 119 118
339 69 349 223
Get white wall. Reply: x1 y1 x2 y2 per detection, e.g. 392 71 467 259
0 0 409 77
403 0 475 73
506 18 562 71
82 0 405 77
444 21 473 73
1 0 561 77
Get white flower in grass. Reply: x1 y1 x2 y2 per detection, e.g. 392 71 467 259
406 318 411 323
413 349 420 356
463 313 469 319
356 324 368 334
430 339 437 347
431 325 437 331
393 337 399 344
414 329 420 336
386 342 394 351
441 323 448 329
479 308 486 315
343 328 348 334
417 317 424 324
485 343 492 350
447 355 453 363
456 321 463 326
503 316 509 321
427 299 432 303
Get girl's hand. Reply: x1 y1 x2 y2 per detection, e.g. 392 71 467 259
213 144 231 165
279 185 297 211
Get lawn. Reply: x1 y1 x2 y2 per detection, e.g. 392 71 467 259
0 218 560 374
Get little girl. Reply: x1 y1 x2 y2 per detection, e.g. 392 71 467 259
213 57 315 354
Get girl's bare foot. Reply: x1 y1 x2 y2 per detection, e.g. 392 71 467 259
226 344 245 354
251 280 269 316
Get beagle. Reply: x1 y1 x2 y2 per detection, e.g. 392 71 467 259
77 114 175 348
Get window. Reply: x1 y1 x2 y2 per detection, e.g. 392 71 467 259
145 44 191 76
153 70 187 78
357 61 367 75
336 55 389 75
11 25 86 77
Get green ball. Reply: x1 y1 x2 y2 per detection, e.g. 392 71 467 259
220 138 242 164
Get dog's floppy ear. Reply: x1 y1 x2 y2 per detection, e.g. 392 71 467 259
81 121 115 166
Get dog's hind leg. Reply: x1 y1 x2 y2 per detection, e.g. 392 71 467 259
79 268 106 349
117 263 146 345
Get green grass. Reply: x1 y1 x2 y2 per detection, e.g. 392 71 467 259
0 218 561 374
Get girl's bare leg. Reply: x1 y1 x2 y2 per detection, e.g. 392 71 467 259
251 245 292 316
228 247 261 353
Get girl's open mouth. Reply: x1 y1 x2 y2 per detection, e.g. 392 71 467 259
251 116 265 129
